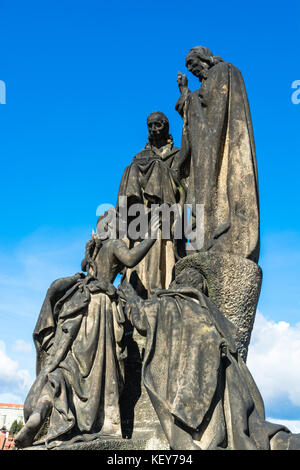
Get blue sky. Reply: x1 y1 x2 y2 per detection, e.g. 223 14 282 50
0 0 300 428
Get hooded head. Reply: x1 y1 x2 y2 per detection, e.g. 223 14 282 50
173 267 208 295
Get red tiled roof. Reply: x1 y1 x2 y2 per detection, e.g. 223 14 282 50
0 434 15 450
0 403 23 409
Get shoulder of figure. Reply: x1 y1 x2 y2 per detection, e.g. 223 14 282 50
209 61 231 77
133 148 153 159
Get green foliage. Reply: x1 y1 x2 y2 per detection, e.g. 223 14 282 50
9 420 23 436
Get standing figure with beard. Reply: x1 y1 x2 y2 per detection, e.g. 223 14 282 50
176 46 260 263
117 111 189 298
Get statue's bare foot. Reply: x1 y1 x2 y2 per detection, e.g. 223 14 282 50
100 421 122 438
15 412 41 448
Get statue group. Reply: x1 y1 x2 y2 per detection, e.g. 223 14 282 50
15 47 300 451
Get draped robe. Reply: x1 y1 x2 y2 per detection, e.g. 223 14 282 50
176 61 260 262
117 144 184 298
24 274 126 448
126 286 299 450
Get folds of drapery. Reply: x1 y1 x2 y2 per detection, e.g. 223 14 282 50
25 275 126 448
117 151 180 207
127 287 289 450
117 148 182 298
176 61 260 263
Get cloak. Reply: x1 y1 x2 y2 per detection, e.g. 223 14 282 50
126 286 294 450
117 145 184 297
25 275 126 448
176 61 260 262
117 145 181 207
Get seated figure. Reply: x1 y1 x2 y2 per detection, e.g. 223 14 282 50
15 213 160 449
119 268 300 450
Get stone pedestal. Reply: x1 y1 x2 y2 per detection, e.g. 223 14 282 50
175 252 262 360
23 436 164 451
118 320 168 448
26 323 169 450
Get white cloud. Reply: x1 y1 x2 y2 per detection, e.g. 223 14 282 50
0 392 24 405
247 312 300 408
12 340 32 354
267 419 300 434
0 340 33 400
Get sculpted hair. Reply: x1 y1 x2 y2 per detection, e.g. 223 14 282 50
81 236 102 276
146 111 174 147
147 111 169 126
186 46 223 68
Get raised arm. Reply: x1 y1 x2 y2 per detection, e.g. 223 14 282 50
113 238 156 268
113 214 160 268
175 72 191 118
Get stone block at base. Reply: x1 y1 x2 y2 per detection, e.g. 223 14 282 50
22 434 169 451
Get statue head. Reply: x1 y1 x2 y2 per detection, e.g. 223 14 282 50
174 267 208 295
81 209 119 277
185 46 223 80
81 235 102 277
146 111 173 148
96 208 119 240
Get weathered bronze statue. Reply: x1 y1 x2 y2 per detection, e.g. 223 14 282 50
16 46 298 451
119 270 300 450
176 46 260 263
117 111 187 298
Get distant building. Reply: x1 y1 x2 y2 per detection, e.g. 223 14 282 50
0 403 24 431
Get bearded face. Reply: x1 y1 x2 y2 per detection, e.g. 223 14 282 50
185 52 209 80
147 112 169 146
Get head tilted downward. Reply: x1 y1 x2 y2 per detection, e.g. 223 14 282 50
185 46 223 80
81 236 101 276
174 267 208 295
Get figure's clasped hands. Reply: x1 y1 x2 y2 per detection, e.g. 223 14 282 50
97 279 117 297
117 281 137 302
